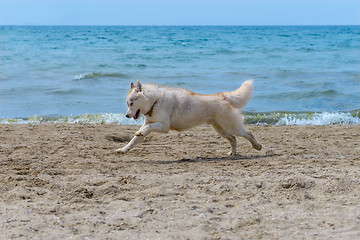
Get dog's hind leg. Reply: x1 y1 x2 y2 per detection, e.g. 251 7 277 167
231 124 262 151
217 113 262 151
116 135 144 154
211 123 237 156
241 129 262 151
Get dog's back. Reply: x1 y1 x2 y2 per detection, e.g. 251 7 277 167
152 80 254 131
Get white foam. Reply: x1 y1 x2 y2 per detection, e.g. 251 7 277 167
1 112 359 126
73 72 95 80
276 112 360 125
67 113 143 125
0 113 143 125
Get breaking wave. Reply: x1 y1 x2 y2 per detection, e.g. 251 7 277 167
1 110 359 125
0 113 143 125
244 110 360 125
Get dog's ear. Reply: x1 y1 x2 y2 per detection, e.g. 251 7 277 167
136 80 142 92
130 82 134 89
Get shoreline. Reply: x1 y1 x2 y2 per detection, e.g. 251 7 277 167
1 109 359 125
1 124 359 239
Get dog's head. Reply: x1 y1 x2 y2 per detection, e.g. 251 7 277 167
125 80 147 119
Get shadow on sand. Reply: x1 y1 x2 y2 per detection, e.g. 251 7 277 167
153 154 280 165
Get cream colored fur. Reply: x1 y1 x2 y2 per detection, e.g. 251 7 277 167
116 80 262 156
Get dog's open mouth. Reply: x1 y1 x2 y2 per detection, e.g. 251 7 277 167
133 109 140 120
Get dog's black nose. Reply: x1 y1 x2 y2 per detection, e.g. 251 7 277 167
126 114 130 118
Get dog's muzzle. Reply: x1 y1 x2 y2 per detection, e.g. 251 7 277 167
126 109 140 119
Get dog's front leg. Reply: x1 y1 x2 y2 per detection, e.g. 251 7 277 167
116 135 144 154
135 122 169 137
117 119 152 154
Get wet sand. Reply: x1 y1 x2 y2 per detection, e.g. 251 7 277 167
0 124 359 239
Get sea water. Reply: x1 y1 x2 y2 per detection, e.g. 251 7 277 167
0 26 359 125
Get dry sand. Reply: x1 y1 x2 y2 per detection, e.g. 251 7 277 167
0 123 359 239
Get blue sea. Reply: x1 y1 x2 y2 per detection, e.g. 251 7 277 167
0 26 359 125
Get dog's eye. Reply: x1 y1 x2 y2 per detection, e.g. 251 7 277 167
130 102 133 106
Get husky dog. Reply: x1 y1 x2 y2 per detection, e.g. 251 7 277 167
116 80 262 156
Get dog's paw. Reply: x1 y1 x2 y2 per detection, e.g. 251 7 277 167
253 143 262 151
227 151 236 157
135 131 143 136
116 148 127 154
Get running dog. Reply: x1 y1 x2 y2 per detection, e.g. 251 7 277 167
116 80 262 156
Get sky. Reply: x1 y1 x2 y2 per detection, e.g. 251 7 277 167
0 0 359 26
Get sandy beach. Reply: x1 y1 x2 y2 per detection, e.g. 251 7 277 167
0 123 359 239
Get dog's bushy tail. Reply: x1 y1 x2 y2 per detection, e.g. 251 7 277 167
223 80 253 109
